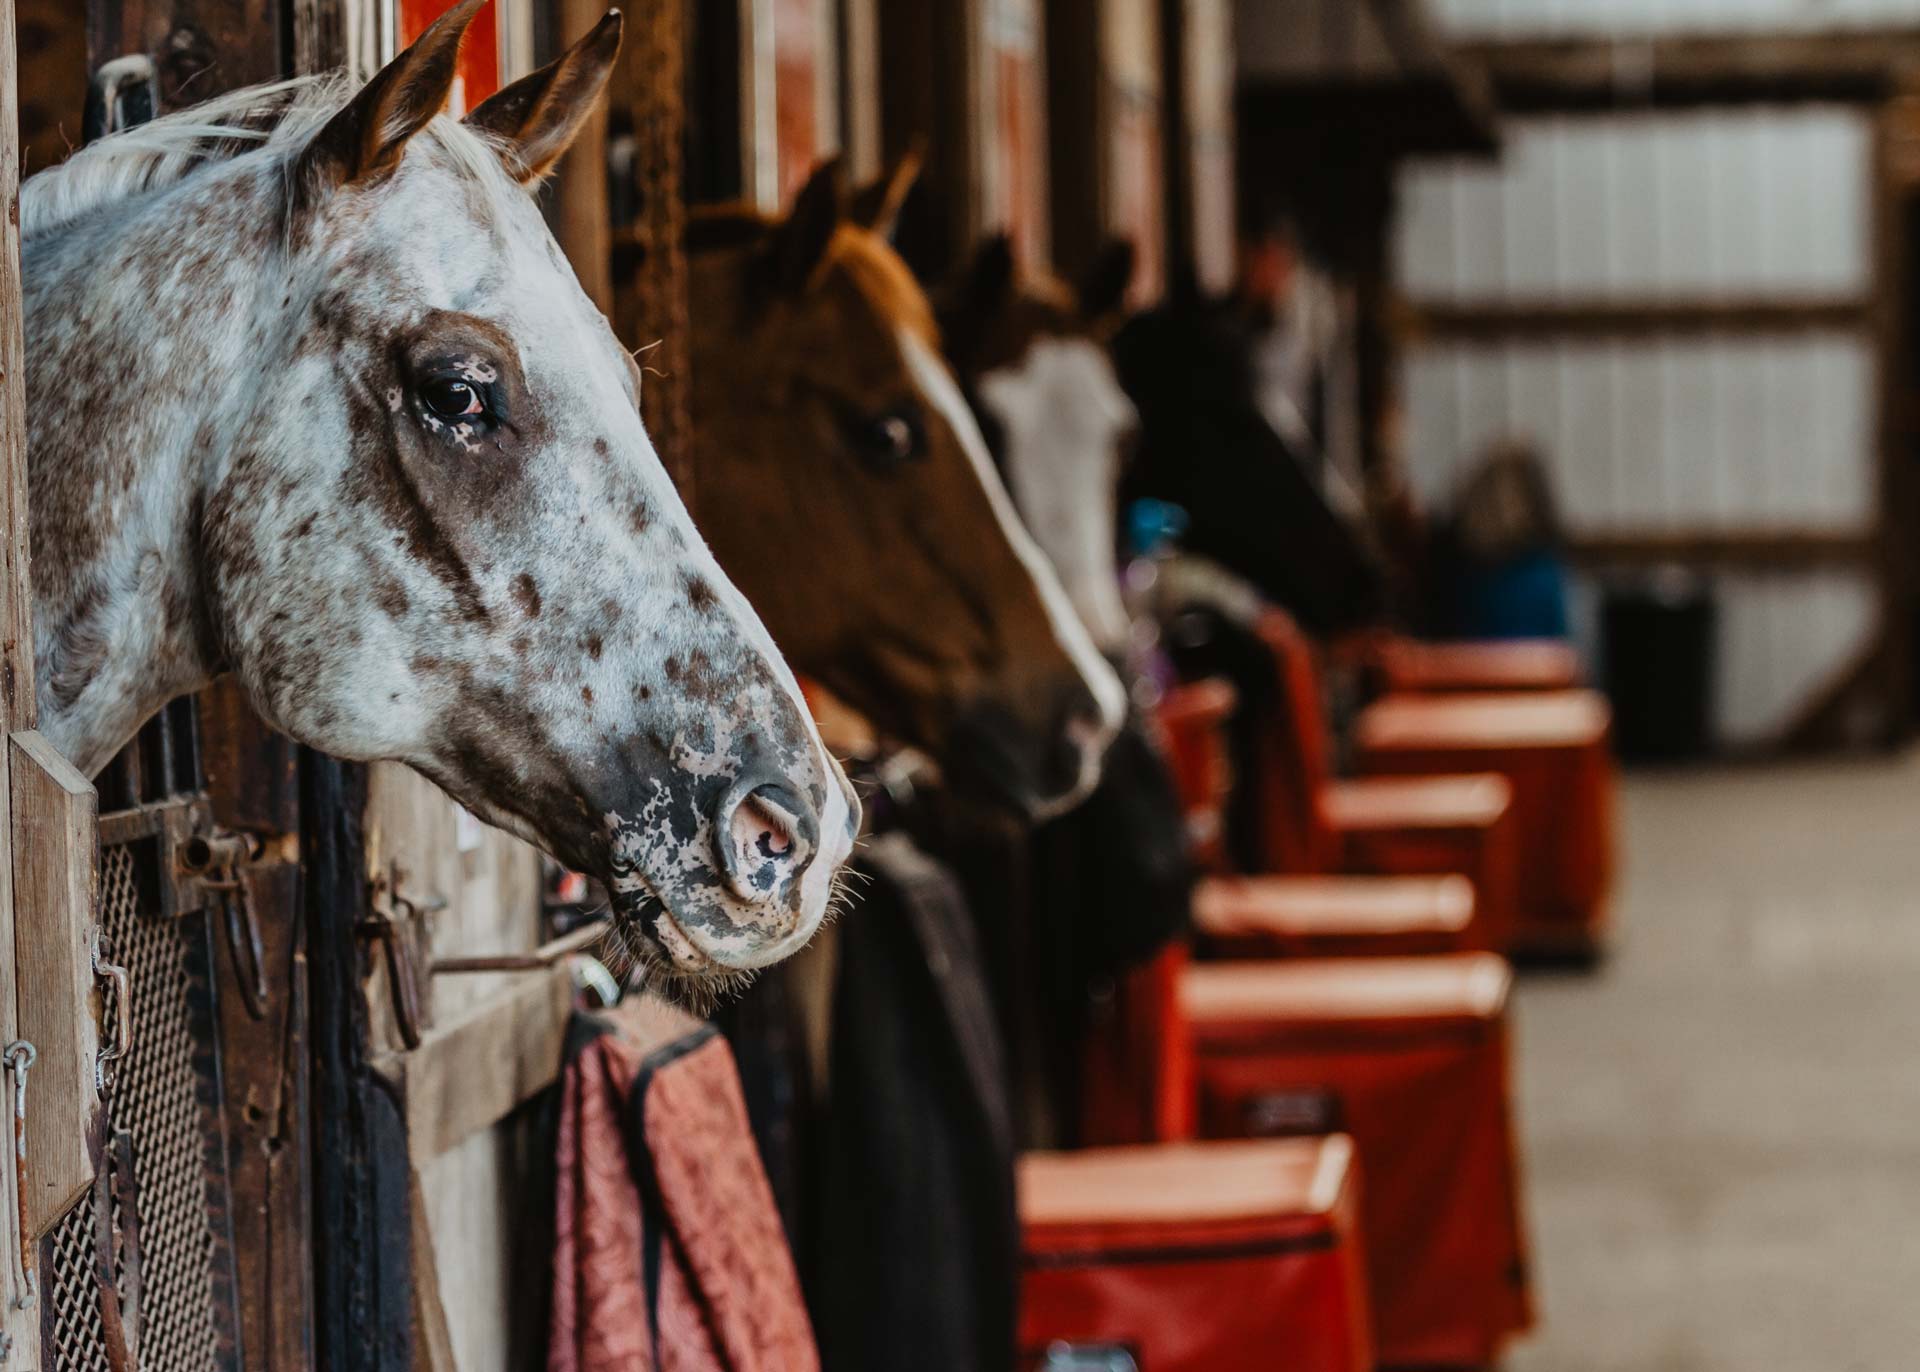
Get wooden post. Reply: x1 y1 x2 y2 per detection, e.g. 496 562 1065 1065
610 0 694 501
554 0 614 312
8 734 99 1239
0 0 107 1358
0 8 32 1366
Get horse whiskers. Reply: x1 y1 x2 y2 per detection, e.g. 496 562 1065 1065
632 949 757 1018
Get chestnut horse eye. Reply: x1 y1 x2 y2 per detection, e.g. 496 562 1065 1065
856 409 924 468
421 378 485 420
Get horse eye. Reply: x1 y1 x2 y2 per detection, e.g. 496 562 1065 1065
421 378 485 420
856 410 924 468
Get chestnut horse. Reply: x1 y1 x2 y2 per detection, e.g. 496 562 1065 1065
683 161 1125 816
21 3 855 990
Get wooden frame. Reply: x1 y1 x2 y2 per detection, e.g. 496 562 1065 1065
0 0 119 1356
876 0 978 276
1047 0 1165 291
1463 31 1915 113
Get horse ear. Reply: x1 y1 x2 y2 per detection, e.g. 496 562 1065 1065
962 233 1017 309
769 158 845 293
299 0 484 193
1078 238 1136 324
465 9 623 185
848 146 922 241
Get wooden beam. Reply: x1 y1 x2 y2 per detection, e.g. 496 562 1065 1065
374 964 574 1168
1567 529 1874 570
8 733 100 1240
1464 31 1920 112
1399 296 1871 344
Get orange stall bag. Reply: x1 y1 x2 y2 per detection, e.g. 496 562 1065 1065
1354 691 1616 961
1184 955 1532 1370
1195 873 1477 960
1369 636 1582 696
1019 1137 1373 1372
1157 678 1495 958
1249 614 1522 952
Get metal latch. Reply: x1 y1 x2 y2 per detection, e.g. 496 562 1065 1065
175 829 269 1020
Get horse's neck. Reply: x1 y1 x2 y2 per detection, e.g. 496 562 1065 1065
22 167 277 776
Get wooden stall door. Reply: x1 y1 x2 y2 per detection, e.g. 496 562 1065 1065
27 2 324 1368
0 0 201 1366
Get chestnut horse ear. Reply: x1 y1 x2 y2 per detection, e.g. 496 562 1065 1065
299 0 484 193
770 158 845 292
466 9 623 185
1078 238 1136 324
848 146 922 241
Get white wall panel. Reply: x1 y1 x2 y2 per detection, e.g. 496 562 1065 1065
1712 573 1878 744
1434 0 1920 39
1562 571 1875 747
1397 110 1871 301
1402 337 1873 528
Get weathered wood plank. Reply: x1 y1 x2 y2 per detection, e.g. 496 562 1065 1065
553 0 613 312
374 963 574 1168
0 721 26 1365
8 730 101 1240
1463 30 1914 112
0 0 31 735
198 679 314 1372
0 0 48 1352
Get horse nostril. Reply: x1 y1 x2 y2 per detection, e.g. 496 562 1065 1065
714 780 819 904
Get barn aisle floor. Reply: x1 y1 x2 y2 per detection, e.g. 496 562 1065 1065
1504 751 1920 1372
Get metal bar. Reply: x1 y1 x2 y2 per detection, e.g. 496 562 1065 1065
430 920 611 975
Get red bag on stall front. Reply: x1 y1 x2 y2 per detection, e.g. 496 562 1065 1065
1186 955 1533 1369
1019 1136 1374 1372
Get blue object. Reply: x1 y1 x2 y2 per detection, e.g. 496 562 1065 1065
1453 549 1571 640
1125 499 1190 558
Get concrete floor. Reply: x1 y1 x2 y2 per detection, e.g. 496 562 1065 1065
1504 751 1920 1372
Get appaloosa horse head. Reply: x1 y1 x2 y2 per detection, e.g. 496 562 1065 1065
937 234 1140 657
683 159 1125 818
22 2 857 989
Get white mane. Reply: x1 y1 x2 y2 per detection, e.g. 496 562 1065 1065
21 72 512 243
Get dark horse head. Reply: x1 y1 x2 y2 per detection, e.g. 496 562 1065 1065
1109 292 1385 636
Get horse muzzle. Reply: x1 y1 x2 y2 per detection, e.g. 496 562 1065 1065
600 749 858 982
947 674 1121 820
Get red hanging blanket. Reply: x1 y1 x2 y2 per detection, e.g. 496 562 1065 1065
548 1001 818 1372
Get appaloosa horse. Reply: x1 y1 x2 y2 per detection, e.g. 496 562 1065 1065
22 1 856 990
682 160 1125 817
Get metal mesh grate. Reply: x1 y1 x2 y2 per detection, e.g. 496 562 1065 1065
45 1196 108 1372
43 840 229 1371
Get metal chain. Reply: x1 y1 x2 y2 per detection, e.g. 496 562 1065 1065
2 1041 35 1312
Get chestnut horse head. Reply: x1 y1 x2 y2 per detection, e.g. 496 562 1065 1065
684 160 1125 817
21 3 857 992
